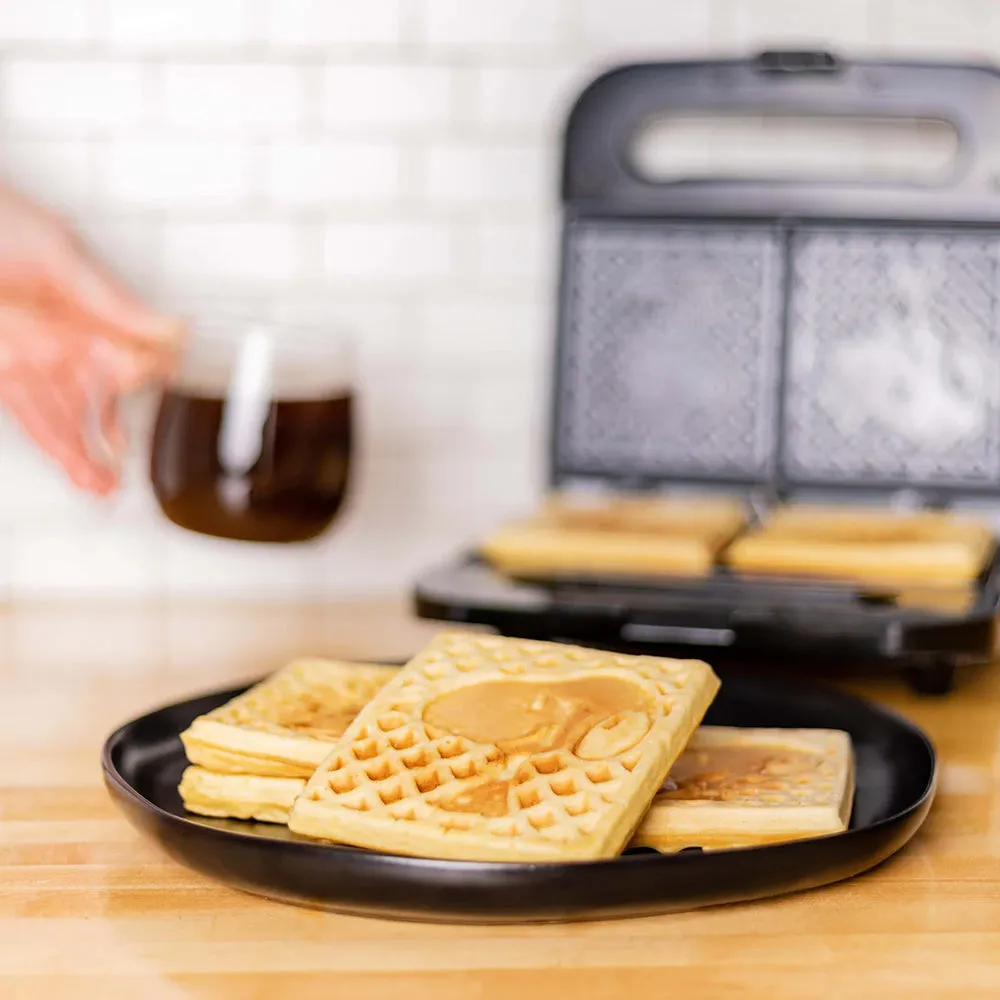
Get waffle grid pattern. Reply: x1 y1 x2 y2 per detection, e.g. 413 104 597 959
556 221 783 481
292 633 718 857
555 220 1000 498
785 228 1000 486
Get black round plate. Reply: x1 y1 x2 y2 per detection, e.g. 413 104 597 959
102 668 936 924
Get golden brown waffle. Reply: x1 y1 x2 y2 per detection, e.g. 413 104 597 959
178 766 304 824
630 726 854 852
180 659 397 779
481 493 748 579
724 504 994 586
288 632 720 862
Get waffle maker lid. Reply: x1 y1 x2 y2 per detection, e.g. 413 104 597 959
550 50 1000 505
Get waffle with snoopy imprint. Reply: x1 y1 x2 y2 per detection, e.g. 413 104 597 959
630 726 855 853
287 632 720 862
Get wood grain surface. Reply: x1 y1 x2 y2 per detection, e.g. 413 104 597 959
1 599 998 1000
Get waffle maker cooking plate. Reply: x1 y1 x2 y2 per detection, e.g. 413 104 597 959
414 51 1000 695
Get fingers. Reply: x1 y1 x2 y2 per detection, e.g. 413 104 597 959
90 333 178 394
0 182 183 350
2 292 176 399
44 234 184 350
62 351 125 471
0 210 171 493
96 380 127 462
47 262 183 397
0 368 118 495
0 298 70 368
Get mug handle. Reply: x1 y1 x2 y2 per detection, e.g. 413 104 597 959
83 340 124 479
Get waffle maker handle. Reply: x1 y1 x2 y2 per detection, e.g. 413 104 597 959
562 50 1000 210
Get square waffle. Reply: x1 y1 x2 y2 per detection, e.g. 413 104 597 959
179 659 397 779
630 726 854 852
481 493 748 579
724 503 994 586
178 766 305 824
287 632 720 862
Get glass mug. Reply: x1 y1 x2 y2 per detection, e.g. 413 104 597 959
149 316 354 544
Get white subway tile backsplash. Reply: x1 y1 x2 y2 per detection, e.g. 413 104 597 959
308 506 431 598
463 375 544 442
364 370 544 492
162 220 304 286
0 389 179 538
264 294 411 369
876 0 999 52
264 140 402 208
317 510 479 597
0 60 146 130
0 417 87 519
263 0 403 47
264 290 402 329
0 399 160 524
0 0 96 44
359 367 438 451
416 439 541 521
726 0 874 49
323 220 454 282
106 0 250 49
0 139 96 212
422 142 551 205
161 528 309 598
579 0 716 53
321 65 455 129
104 139 254 208
420 0 568 49
473 64 586 132
8 523 160 595
159 62 305 133
417 294 548 362
72 214 163 301
471 219 556 285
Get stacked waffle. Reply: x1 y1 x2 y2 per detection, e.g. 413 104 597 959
178 658 397 824
178 633 854 862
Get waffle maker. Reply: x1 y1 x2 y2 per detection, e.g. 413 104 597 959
413 51 1000 695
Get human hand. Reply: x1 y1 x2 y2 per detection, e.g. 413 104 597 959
0 182 182 494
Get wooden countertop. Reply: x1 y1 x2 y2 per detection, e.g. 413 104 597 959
2 598 999 1000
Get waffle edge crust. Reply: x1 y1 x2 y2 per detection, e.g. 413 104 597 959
179 659 398 779
178 766 304 824
287 632 720 862
724 505 995 586
481 495 748 579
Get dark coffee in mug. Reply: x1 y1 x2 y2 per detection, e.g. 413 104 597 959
149 318 355 543
151 391 352 543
